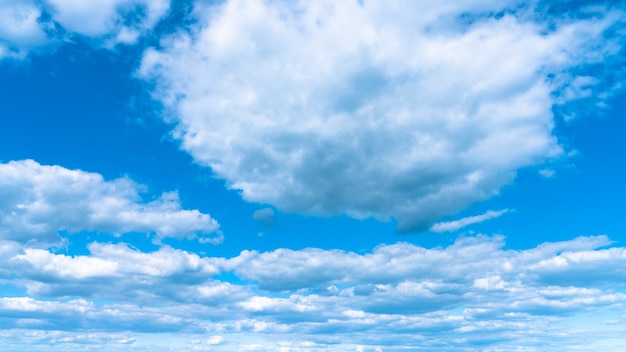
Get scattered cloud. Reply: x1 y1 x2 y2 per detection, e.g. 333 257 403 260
0 0 171 58
539 169 556 178
253 208 276 226
43 0 170 45
139 0 625 232
0 160 220 244
206 335 225 345
430 209 511 233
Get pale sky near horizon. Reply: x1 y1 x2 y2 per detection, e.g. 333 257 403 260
1 0 626 351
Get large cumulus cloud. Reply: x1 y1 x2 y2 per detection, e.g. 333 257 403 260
138 0 625 231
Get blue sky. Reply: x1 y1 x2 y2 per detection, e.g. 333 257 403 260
1 0 625 351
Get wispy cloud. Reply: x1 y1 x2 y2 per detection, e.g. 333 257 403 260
430 209 511 233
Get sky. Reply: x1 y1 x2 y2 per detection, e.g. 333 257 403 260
0 0 625 351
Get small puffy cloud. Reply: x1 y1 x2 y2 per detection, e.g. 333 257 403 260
253 208 276 226
0 160 220 243
139 0 625 232
539 169 556 178
430 209 511 233
206 335 225 345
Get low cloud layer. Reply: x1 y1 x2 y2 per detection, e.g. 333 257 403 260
1 234 626 351
139 0 625 231
0 160 220 243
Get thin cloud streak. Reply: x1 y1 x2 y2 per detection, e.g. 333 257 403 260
430 209 512 233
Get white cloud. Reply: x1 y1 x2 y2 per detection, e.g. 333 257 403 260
430 209 511 233
13 242 219 280
0 297 205 332
0 329 137 352
222 235 626 308
0 160 220 243
222 235 509 291
2 235 626 350
0 0 171 58
139 0 625 231
43 0 170 44
0 0 48 58
206 335 225 345
7 241 249 305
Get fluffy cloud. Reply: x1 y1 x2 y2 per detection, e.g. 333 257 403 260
0 1 48 58
253 207 276 226
43 0 170 45
0 160 220 243
3 234 626 350
8 242 252 306
0 0 170 58
139 0 625 231
13 241 219 279
221 234 622 293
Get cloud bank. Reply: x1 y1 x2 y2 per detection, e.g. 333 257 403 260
139 0 625 231
2 234 626 351
0 160 220 244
